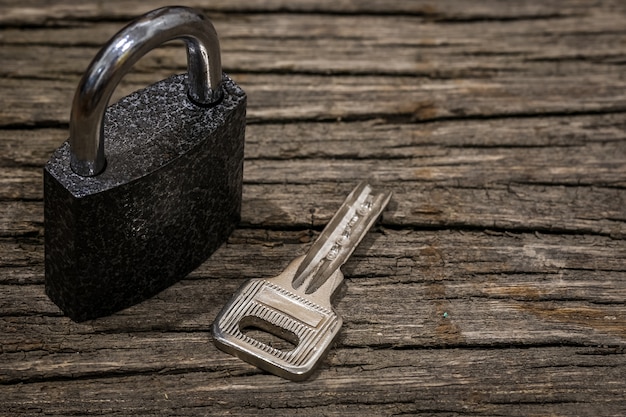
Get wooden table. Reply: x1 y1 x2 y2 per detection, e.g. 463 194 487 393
1 1 625 415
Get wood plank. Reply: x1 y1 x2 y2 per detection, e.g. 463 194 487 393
1 346 625 415
5 10 626 49
2 116 624 238
2 178 624 239
2 230 625 331
3 73 626 128
3 274 625 349
3 10 626 133
1 0 615 26
3 176 625 238
4 115 626 166
3 12 626 79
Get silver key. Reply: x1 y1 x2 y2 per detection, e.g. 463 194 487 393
212 182 392 381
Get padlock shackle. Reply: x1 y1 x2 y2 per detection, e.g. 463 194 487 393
69 6 223 177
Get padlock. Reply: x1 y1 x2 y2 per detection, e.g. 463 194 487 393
43 7 246 322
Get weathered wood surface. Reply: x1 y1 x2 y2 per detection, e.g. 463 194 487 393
1 0 625 415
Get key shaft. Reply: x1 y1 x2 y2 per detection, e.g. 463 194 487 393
292 182 392 294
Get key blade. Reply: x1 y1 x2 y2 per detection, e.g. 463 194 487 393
304 189 391 294
292 182 392 294
292 182 370 290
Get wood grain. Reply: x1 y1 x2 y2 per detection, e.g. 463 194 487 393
1 0 625 415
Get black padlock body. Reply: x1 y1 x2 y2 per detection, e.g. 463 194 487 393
44 74 246 321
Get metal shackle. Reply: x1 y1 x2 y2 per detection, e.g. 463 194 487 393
69 6 223 177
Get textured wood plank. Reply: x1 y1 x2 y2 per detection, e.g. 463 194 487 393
3 73 626 127
2 346 625 415
3 12 626 79
1 0 616 26
2 229 625 331
2 178 625 239
3 10 626 127
3 177 625 238
1 117 625 236
3 115 626 165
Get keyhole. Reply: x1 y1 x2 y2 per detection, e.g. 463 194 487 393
239 316 299 352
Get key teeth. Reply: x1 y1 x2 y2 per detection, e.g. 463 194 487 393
301 185 391 295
